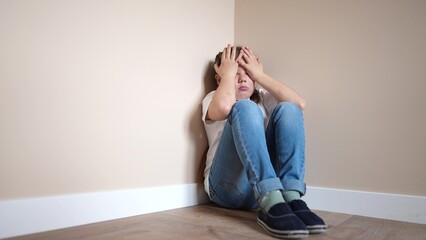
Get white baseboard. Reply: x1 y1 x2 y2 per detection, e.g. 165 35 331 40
304 186 426 225
1 185 425 239
0 183 210 239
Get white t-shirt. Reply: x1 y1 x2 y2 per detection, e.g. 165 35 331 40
201 88 278 196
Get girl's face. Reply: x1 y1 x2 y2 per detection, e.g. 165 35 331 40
234 67 255 100
216 67 255 100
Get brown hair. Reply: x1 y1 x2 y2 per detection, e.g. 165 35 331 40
214 46 261 103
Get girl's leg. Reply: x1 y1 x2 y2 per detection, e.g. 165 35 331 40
266 102 327 234
266 102 307 196
210 100 310 238
208 100 283 209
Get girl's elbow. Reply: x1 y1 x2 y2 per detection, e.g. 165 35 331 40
298 99 306 111
218 103 233 118
209 103 233 121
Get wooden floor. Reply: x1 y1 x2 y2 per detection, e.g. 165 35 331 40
7 203 426 240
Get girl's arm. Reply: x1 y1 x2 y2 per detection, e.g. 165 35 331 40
238 47 306 110
206 45 240 121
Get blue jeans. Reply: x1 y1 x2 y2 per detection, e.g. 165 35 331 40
208 100 306 209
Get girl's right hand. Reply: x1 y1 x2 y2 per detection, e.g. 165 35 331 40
214 44 241 80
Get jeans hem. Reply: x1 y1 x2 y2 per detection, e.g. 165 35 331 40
281 179 306 196
255 177 284 200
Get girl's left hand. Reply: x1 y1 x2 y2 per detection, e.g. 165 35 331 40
237 47 264 81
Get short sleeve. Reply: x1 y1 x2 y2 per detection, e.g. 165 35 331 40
202 91 215 124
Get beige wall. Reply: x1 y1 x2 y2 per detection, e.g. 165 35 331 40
236 0 426 196
0 0 234 200
2 0 425 201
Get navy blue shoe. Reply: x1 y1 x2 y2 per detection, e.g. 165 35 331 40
288 199 327 234
257 203 308 239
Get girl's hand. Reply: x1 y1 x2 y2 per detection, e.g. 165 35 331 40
214 44 240 80
238 47 264 81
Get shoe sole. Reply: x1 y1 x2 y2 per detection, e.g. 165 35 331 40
307 224 328 234
257 218 309 239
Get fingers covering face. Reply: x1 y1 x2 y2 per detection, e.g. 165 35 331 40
220 45 256 63
241 47 256 62
222 44 237 61
226 44 231 58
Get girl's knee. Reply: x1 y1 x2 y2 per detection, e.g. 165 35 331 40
233 99 262 116
271 102 304 124
230 99 263 125
275 102 302 115
234 99 258 109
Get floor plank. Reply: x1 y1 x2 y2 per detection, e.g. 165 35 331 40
6 203 426 240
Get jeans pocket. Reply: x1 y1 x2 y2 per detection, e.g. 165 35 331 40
210 179 246 209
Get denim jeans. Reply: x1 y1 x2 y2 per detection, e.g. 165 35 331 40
208 100 306 209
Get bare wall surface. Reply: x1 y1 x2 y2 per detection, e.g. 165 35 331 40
235 0 426 196
0 0 234 200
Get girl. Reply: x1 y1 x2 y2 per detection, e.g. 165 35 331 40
202 44 326 238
